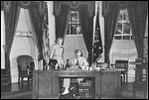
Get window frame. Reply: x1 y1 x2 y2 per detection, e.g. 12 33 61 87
114 8 133 40
66 10 82 35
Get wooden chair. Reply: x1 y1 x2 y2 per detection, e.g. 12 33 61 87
17 55 34 88
28 62 35 83
115 60 128 86
133 58 148 99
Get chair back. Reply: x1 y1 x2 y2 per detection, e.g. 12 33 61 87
29 62 35 71
115 60 128 71
17 55 34 71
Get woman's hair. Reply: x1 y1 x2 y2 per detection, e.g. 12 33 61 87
55 37 63 43
38 54 43 61
74 49 83 56
48 59 58 66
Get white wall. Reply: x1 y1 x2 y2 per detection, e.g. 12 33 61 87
1 10 5 69
110 40 138 64
110 40 138 82
10 8 39 83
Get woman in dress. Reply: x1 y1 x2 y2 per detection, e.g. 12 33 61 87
50 37 64 69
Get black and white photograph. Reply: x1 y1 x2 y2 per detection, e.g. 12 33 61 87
1 1 148 99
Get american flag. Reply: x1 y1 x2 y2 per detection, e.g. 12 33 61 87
93 6 103 62
43 2 50 63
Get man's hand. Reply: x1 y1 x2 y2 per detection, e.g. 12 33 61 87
69 65 81 70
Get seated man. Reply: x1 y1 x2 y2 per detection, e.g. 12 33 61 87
62 49 89 95
69 49 89 70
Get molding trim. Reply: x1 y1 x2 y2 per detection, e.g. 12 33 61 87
54 1 95 17
3 1 44 15
4 1 11 12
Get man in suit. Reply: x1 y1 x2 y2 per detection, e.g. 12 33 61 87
61 49 89 95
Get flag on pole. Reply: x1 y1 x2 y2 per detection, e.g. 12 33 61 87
43 2 50 65
93 6 103 62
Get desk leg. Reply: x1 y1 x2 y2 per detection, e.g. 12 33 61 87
95 73 101 99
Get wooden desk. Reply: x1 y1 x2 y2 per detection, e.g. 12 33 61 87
33 70 121 99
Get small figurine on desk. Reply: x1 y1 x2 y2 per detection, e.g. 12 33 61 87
65 59 70 70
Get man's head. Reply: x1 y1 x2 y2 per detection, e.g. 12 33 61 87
74 49 83 58
56 37 63 45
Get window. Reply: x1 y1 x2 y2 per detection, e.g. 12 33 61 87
114 9 133 40
67 11 82 35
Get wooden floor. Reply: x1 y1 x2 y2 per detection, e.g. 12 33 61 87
1 82 148 99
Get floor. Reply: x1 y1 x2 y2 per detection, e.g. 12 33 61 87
1 82 148 99
1 81 32 99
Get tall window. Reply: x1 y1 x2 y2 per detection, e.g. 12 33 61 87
67 11 82 35
114 9 133 40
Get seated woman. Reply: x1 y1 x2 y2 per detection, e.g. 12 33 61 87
61 49 89 95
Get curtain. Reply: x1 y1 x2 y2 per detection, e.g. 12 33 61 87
104 3 119 64
79 5 94 65
4 1 20 73
55 4 69 39
1 1 4 10
93 8 103 62
128 1 148 58
29 3 44 57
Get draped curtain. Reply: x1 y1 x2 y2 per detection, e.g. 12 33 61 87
4 1 44 81
128 1 148 58
54 3 94 64
104 3 119 64
1 1 4 10
79 5 94 64
55 4 69 39
29 3 44 58
4 1 20 73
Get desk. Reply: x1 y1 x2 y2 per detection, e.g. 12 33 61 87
33 70 121 99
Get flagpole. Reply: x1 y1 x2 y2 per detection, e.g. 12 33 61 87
92 1 99 63
91 2 96 64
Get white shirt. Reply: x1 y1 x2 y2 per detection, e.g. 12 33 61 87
69 56 89 68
